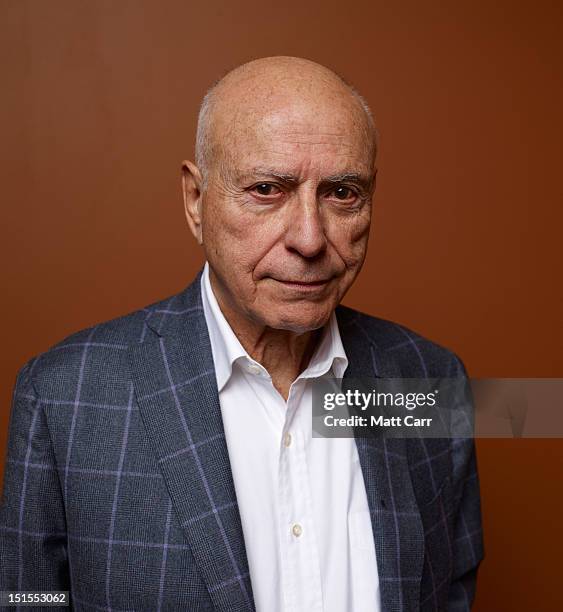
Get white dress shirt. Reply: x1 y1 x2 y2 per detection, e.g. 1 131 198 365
201 262 381 612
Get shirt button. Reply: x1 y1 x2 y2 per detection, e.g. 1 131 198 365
291 523 303 537
283 432 292 447
247 363 262 375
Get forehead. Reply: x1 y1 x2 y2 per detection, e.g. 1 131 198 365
215 100 374 178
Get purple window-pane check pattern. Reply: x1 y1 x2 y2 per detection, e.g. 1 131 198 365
1 306 216 609
1 269 483 611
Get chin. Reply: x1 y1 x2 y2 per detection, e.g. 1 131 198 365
265 307 332 334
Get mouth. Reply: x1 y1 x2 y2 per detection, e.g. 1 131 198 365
270 277 332 292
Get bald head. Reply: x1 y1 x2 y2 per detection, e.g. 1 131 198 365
195 56 377 187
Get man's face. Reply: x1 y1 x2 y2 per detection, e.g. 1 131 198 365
199 100 375 334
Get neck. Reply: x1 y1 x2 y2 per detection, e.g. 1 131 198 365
244 325 321 400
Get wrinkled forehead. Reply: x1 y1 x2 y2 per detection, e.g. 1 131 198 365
212 99 375 180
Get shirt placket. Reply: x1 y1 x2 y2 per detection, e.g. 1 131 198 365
278 379 324 612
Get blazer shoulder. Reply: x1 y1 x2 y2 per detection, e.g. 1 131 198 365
337 304 467 377
17 289 184 398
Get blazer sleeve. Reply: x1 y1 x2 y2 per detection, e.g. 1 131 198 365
0 359 70 593
447 356 485 610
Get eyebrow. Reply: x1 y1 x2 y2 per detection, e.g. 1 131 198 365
238 167 374 191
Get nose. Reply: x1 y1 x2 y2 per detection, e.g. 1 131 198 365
284 190 328 258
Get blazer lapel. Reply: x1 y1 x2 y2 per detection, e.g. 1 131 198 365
337 307 425 612
128 273 255 612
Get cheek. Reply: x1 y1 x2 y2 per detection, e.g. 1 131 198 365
328 213 371 266
201 198 281 273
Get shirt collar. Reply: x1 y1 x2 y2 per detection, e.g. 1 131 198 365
200 261 349 392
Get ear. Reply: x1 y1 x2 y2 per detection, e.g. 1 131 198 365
181 160 204 245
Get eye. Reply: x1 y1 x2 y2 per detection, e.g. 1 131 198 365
328 185 359 203
251 183 282 198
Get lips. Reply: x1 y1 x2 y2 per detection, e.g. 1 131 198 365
268 277 333 292
277 279 330 285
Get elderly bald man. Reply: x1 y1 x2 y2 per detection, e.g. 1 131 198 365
0 57 483 611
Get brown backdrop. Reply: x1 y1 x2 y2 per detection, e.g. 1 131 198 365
2 0 562 608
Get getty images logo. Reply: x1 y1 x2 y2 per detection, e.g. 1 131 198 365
323 389 439 411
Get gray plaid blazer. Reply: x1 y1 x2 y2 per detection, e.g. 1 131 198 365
1 270 484 611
